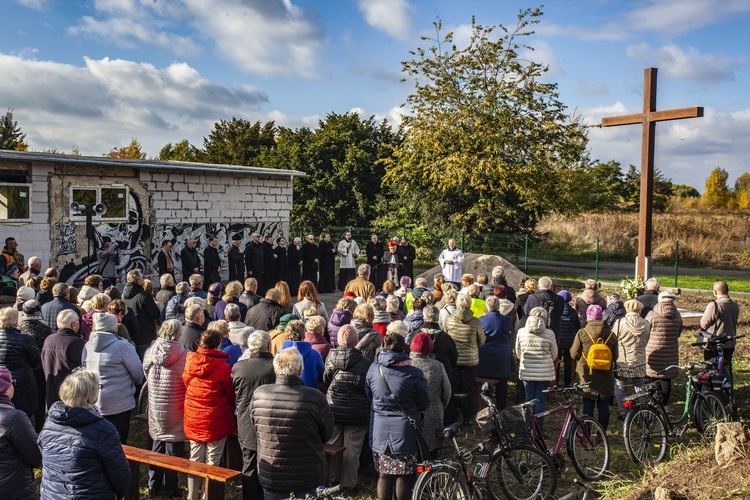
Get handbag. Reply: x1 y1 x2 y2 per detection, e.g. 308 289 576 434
377 365 431 462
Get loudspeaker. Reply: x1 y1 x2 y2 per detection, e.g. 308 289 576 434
94 203 108 216
70 201 87 213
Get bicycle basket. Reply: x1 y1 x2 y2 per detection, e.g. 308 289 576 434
498 407 530 446
476 407 495 435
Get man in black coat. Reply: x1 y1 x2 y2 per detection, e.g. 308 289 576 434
286 237 301 296
365 234 384 290
40 283 80 331
157 240 175 279
261 236 276 295
239 278 262 310
180 238 201 276
180 304 206 352
232 331 276 500
228 234 246 282
244 233 264 291
300 234 319 286
203 235 222 292
399 236 416 284
244 289 284 332
273 238 288 290
317 233 336 293
122 269 161 359
40 309 86 409
523 276 564 338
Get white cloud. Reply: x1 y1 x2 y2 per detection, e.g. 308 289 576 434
626 43 742 84
357 0 412 40
625 0 750 35
15 0 48 10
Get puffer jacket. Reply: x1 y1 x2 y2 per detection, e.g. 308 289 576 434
280 341 324 389
351 318 383 361
477 311 512 379
40 298 79 331
403 310 424 343
515 316 558 382
365 350 430 455
613 313 650 378
0 328 41 416
249 375 334 493
323 346 371 425
38 402 130 499
327 308 353 348
183 348 236 443
559 302 582 350
0 396 42 499
575 289 607 327
646 301 682 379
77 285 99 313
122 282 160 347
444 307 485 367
143 338 188 442
82 331 143 416
231 352 275 451
571 320 618 399
304 332 331 362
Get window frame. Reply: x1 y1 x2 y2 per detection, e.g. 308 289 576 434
69 185 129 222
0 182 32 223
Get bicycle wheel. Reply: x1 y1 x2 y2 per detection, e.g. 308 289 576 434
412 463 471 500
694 391 728 439
485 445 557 500
567 416 609 481
623 405 667 465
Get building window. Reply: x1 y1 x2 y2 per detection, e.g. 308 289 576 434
70 185 128 221
0 183 31 222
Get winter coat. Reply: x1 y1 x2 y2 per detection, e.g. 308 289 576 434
403 310 425 344
372 309 392 338
636 290 659 318
122 282 160 346
571 320 618 399
227 321 255 350
143 338 188 442
249 375 334 492
77 285 99 313
245 298 283 332
478 311 512 379
515 316 558 382
180 246 201 275
203 245 221 286
323 346 372 426
700 295 741 349
213 298 248 323
244 241 264 278
438 304 456 330
558 302 582 350
180 321 205 352
293 299 329 323
646 302 682 379
470 297 486 320
524 290 565 336
304 331 331 362
18 315 52 350
350 318 383 362
164 294 187 323
41 328 86 409
603 300 626 328
613 313 650 378
269 329 286 356
0 328 41 416
344 277 376 301
410 353 451 451
82 330 143 415
327 308 353 348
575 289 608 328
155 288 175 313
183 348 236 443
228 244 246 282
239 290 261 310
38 402 130 500
40 297 79 331
418 324 458 380
79 308 97 341
0 396 41 499
231 352 275 451
280 341 324 389
365 350 430 455
444 307 486 367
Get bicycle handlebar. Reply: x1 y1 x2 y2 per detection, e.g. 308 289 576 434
656 361 710 376
315 484 343 497
692 334 745 347
543 383 590 394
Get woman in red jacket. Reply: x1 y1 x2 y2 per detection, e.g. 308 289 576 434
183 329 236 500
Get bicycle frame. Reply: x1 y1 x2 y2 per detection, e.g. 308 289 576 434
532 401 583 455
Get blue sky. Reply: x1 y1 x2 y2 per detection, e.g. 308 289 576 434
2 0 749 190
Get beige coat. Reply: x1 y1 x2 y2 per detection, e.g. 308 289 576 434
344 277 375 300
445 307 485 367
613 313 650 378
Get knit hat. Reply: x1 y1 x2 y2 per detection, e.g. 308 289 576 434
624 299 643 314
400 276 411 288
209 282 223 298
342 291 357 299
4 265 19 276
658 291 677 303
93 312 118 332
586 304 603 321
22 299 41 316
557 290 572 303
388 241 397 248
493 285 507 299
16 286 36 302
276 313 299 331
0 367 12 394
498 299 514 316
410 332 434 355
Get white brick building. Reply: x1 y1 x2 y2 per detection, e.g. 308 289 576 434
0 150 304 284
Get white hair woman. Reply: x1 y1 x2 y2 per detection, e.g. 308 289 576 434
38 369 130 498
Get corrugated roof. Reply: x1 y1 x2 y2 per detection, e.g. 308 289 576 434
0 150 307 178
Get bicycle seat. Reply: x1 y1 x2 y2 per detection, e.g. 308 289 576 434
441 422 461 439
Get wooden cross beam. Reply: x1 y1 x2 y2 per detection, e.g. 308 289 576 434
601 67 703 280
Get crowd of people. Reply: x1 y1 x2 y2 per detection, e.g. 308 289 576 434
0 233 742 500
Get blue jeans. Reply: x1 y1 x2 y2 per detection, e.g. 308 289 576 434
583 396 610 431
523 381 548 428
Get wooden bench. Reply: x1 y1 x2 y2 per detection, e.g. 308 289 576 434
122 444 240 500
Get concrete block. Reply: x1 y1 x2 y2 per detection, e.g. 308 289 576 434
182 201 197 210
172 183 188 192
161 191 178 201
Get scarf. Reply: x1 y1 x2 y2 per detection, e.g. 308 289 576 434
162 248 174 271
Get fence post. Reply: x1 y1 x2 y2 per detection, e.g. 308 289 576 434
523 234 529 272
674 240 679 288
595 237 600 283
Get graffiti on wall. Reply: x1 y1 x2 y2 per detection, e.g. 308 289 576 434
55 222 77 257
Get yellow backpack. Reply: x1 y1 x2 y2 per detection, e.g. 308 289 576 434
585 330 613 372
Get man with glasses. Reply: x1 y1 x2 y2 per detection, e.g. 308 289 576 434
157 240 175 279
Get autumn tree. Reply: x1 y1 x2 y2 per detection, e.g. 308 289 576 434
158 139 200 162
106 138 146 159
702 167 731 208
202 118 276 166
0 109 28 151
734 172 750 209
384 9 589 233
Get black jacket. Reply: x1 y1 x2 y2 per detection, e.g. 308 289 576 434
274 245 288 282
203 245 222 285
180 322 206 352
249 375 333 493
231 352 275 450
122 282 160 346
40 297 80 331
239 290 261 310
323 346 371 425
244 241 264 278
399 243 416 277
41 328 86 410
228 244 245 282
262 242 276 285
180 245 201 275
0 397 42 499
157 250 174 277
0 328 41 416
244 298 284 332
419 323 459 379
300 242 319 274
524 289 564 336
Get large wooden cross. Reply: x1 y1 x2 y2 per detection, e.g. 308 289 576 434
601 67 703 280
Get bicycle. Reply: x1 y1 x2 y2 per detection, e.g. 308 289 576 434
524 383 609 481
285 484 346 499
411 383 558 500
692 334 744 417
622 362 729 465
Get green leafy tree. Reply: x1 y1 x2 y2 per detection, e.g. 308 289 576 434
622 165 673 212
0 109 28 151
701 167 731 208
384 9 589 233
158 139 200 162
105 138 146 159
671 183 700 198
569 160 628 212
734 172 750 194
202 118 276 166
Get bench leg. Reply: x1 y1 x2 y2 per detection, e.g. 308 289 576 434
125 459 141 500
204 479 226 499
